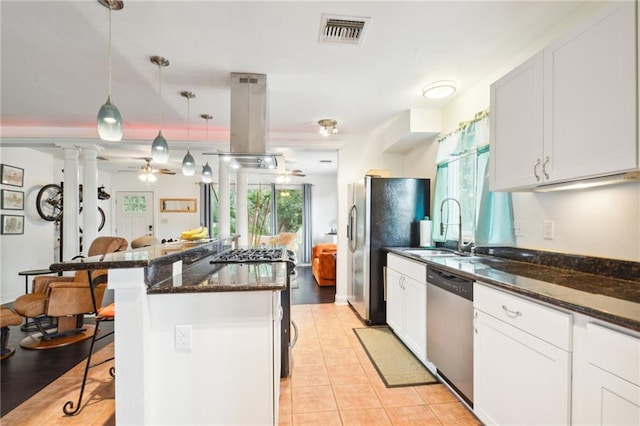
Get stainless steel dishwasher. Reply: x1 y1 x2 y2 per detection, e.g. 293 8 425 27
427 266 474 406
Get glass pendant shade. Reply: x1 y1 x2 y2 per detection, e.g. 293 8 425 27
182 150 196 176
151 130 169 163
201 162 213 183
97 96 123 141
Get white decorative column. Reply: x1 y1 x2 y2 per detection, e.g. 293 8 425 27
61 145 80 260
81 145 101 254
218 161 231 237
236 170 248 246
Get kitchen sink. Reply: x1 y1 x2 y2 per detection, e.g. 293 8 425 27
403 249 457 257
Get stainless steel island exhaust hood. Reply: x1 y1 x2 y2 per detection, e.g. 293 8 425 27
212 73 279 170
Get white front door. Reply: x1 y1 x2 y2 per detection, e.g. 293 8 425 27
115 191 155 244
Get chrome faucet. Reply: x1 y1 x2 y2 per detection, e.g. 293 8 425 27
440 197 464 254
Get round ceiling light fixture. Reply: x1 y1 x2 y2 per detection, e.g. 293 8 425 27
421 80 457 99
318 119 338 137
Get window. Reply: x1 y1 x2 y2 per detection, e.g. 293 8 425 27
122 195 147 213
433 111 514 247
439 152 478 242
206 182 312 261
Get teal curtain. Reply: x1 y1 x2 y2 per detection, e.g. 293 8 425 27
432 112 514 247
432 163 449 242
475 147 515 246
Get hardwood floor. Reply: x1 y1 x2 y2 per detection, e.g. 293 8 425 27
291 265 335 305
0 318 114 417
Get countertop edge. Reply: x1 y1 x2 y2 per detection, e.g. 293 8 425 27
385 248 640 333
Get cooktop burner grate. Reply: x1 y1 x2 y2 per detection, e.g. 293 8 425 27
211 247 289 263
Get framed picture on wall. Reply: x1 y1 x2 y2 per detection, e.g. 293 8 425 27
1 164 24 187
1 189 24 210
1 214 24 235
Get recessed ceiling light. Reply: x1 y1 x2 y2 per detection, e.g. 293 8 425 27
422 80 457 99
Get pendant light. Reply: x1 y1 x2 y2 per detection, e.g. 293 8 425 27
180 91 196 176
150 56 170 163
200 114 214 183
96 0 124 141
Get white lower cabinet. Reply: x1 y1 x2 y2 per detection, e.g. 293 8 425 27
572 318 640 425
386 254 427 362
473 283 572 425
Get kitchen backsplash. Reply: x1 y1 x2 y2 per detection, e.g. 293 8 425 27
477 247 639 283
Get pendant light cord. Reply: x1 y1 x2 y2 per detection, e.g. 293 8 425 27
158 64 163 129
187 96 191 150
108 6 112 98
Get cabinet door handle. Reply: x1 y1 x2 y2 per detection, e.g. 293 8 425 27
533 159 541 181
542 156 550 180
502 305 522 318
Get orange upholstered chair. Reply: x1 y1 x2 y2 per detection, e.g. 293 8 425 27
312 243 337 286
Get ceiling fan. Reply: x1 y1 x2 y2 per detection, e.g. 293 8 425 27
275 169 305 183
284 169 305 177
118 158 175 182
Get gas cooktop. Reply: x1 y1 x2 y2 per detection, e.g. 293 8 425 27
210 247 292 263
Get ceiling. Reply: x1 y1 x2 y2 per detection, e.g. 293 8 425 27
0 1 586 178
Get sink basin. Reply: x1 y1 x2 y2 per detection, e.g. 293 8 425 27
403 249 457 257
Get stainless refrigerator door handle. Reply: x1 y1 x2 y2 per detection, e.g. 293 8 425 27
290 320 299 349
348 204 358 253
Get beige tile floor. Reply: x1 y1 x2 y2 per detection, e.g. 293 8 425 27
1 303 479 425
280 304 479 425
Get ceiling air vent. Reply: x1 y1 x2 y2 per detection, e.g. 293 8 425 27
319 14 370 45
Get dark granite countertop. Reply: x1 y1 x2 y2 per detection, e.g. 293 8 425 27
148 259 288 294
386 247 640 332
42 236 293 296
49 238 232 272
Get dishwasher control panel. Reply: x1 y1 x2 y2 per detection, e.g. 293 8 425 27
427 267 474 301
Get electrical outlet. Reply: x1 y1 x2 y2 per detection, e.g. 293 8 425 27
543 220 554 240
175 324 192 352
514 221 524 237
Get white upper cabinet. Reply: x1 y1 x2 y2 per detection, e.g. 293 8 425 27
490 52 544 190
490 1 637 191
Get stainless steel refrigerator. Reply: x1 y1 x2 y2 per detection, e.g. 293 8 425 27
347 176 430 325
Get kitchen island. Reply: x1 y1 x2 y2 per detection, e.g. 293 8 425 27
50 237 287 426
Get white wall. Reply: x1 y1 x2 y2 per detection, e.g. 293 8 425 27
305 173 338 246
0 147 56 304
